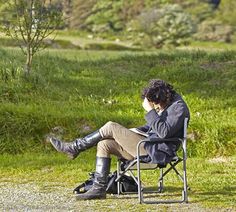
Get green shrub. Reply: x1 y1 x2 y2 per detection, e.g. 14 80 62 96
130 4 196 48
194 20 234 43
84 0 126 32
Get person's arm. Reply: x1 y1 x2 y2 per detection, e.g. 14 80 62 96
136 124 150 133
136 97 153 133
145 102 186 138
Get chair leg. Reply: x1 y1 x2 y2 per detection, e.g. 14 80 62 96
117 160 121 195
182 158 188 203
137 154 143 203
158 168 164 193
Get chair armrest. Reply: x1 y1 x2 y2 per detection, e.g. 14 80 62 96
141 137 182 143
136 139 148 153
136 137 182 163
136 137 181 155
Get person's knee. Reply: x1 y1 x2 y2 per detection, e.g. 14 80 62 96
97 139 112 153
100 121 121 138
104 121 116 128
103 121 119 131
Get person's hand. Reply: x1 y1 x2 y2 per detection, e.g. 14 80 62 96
142 97 154 112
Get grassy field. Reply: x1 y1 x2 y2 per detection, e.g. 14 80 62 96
0 47 235 157
0 152 235 211
0 47 236 210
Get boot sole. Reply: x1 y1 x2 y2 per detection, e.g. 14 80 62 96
75 194 106 201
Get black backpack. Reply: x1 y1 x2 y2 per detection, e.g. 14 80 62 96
73 171 138 194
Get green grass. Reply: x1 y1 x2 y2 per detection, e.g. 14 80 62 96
1 28 236 211
0 46 235 210
180 40 236 51
0 47 236 157
0 152 235 211
0 36 139 51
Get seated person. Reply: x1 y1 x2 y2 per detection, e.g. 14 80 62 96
47 79 190 200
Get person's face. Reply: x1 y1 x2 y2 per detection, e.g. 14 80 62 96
153 101 167 110
152 102 161 110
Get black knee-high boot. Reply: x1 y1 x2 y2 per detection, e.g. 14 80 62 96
76 157 111 200
47 131 102 159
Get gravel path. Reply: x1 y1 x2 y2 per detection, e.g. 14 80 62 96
1 182 233 212
0 182 80 211
0 182 134 212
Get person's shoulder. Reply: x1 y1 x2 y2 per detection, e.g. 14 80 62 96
170 93 188 109
172 93 184 103
172 93 190 115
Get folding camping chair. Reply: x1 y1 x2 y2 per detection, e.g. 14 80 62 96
116 118 189 204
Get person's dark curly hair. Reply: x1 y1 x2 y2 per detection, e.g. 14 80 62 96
141 79 176 105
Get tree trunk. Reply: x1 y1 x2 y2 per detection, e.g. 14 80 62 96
25 46 33 76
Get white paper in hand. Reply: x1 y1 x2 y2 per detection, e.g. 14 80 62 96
129 128 148 137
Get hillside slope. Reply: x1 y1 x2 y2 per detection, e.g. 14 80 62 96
0 48 235 157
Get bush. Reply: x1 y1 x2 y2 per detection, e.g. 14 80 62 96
84 0 125 32
130 4 196 48
194 20 234 43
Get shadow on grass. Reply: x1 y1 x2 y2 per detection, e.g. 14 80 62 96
108 185 186 201
192 187 236 204
109 185 236 206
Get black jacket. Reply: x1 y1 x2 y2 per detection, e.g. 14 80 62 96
138 93 190 165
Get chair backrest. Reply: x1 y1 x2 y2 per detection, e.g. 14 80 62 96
131 117 189 170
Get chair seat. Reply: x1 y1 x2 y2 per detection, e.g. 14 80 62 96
119 154 182 171
119 159 158 171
